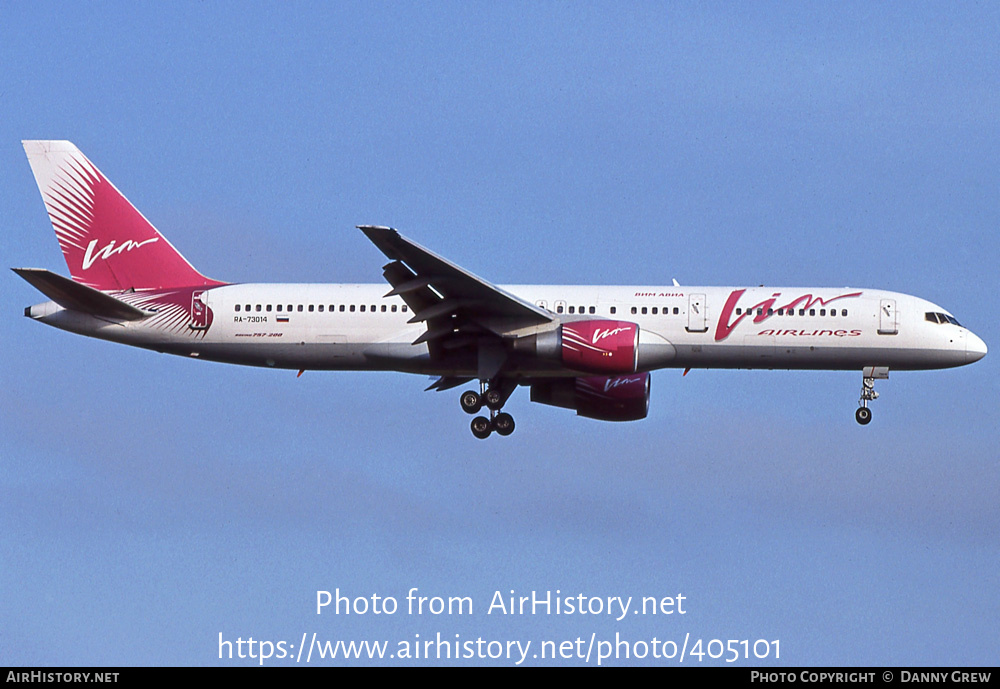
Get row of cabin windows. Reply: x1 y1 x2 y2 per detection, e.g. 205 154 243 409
736 307 849 317
544 305 850 317
233 302 850 318
553 305 682 316
631 306 682 315
234 303 409 313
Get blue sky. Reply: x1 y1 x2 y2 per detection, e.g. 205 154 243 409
1 2 997 666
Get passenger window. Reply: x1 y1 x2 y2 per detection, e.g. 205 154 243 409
568 306 575 314
298 305 303 312
841 309 847 317
641 307 648 315
360 305 366 312
557 305 564 314
673 307 679 315
652 307 658 315
255 304 261 312
391 305 397 312
235 304 241 312
631 307 637 315
277 304 283 312
820 309 826 316
402 305 408 312
266 304 272 312
381 305 387 312
350 305 355 312
756 309 763 316
767 308 774 316
589 306 595 314
610 307 617 314
245 304 250 312
317 305 323 312
809 309 815 316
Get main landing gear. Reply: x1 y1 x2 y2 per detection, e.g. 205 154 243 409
856 366 889 425
461 380 516 439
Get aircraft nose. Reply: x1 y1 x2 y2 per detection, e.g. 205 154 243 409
967 332 988 363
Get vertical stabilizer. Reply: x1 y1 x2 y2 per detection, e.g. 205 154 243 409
22 140 222 291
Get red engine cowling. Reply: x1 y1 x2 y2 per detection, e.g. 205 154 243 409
530 372 650 422
560 320 639 374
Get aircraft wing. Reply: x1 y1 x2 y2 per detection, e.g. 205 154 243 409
359 226 555 353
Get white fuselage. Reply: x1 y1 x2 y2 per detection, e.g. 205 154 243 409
29 283 987 376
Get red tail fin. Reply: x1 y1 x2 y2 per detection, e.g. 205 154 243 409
23 141 223 291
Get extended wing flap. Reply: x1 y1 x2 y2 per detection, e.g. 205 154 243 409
424 376 474 392
13 268 151 320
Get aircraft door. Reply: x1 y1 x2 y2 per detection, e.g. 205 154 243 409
190 290 211 330
878 299 897 335
686 293 708 332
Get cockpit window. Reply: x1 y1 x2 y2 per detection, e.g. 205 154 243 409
926 312 963 327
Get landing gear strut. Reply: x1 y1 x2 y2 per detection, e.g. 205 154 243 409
856 366 889 425
462 379 516 439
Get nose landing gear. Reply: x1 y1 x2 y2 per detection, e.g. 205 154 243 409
856 366 889 425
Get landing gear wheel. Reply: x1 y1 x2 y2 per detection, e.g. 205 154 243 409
484 388 504 411
493 412 515 436
460 390 483 415
471 416 493 439
855 407 872 425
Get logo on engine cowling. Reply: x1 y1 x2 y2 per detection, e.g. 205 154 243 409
604 375 643 392
592 326 632 345
561 320 639 375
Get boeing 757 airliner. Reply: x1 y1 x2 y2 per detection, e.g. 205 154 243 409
15 141 987 438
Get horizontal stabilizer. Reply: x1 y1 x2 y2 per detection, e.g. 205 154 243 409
13 268 151 320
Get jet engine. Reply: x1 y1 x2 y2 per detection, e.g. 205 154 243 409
512 319 639 374
530 372 651 421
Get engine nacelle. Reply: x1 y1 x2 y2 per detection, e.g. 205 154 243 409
513 319 640 375
561 320 639 374
530 372 650 422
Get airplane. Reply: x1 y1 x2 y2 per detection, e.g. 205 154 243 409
15 140 987 438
